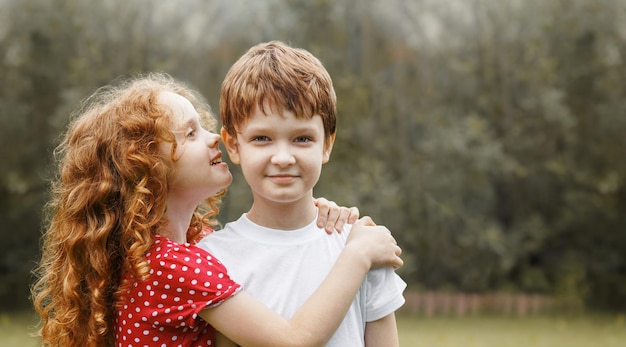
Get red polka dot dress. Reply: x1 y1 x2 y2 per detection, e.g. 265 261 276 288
115 235 241 347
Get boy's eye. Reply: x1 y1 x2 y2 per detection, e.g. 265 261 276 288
252 136 270 142
294 136 312 143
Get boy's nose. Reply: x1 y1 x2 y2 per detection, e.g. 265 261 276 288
271 144 295 166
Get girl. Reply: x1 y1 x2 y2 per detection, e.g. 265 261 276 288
31 73 402 347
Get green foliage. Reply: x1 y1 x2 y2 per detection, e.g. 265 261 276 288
1 0 625 311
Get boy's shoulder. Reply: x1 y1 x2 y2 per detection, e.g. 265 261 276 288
198 214 351 251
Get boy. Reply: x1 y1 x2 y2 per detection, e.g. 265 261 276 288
197 41 406 346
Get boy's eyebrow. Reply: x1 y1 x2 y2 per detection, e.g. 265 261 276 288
243 123 322 137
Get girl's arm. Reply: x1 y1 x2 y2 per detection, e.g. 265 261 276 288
200 216 402 347
314 197 359 233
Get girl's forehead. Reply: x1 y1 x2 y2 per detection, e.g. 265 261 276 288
157 91 198 125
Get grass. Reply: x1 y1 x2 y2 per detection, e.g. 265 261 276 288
397 313 626 347
0 312 39 347
2 311 625 346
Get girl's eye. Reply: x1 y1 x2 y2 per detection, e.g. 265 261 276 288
186 129 196 138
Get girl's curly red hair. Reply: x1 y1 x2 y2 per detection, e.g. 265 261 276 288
31 73 224 346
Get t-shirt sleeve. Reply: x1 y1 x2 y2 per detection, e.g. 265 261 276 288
146 242 241 328
364 267 407 322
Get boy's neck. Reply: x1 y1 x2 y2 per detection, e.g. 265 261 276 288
247 196 317 231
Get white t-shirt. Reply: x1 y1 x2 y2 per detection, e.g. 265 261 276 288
197 213 406 346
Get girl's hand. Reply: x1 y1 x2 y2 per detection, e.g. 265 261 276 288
314 197 360 234
346 216 403 270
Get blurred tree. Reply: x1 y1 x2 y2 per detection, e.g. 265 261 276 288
1 0 624 311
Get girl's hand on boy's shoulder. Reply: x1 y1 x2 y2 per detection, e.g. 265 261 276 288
347 216 403 270
314 197 360 234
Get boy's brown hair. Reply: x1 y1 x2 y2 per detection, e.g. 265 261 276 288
220 41 337 148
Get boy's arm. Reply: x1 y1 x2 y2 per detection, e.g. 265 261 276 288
203 217 403 347
364 313 400 347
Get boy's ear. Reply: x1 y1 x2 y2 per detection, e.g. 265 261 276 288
221 127 241 164
322 133 336 164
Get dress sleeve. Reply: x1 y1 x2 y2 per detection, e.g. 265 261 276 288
147 241 242 328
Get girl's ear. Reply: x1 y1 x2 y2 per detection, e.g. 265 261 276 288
322 133 336 164
221 127 241 164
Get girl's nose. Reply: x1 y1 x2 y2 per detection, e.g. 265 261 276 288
206 131 221 147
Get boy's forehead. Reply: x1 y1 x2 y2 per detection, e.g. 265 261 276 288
252 101 316 119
